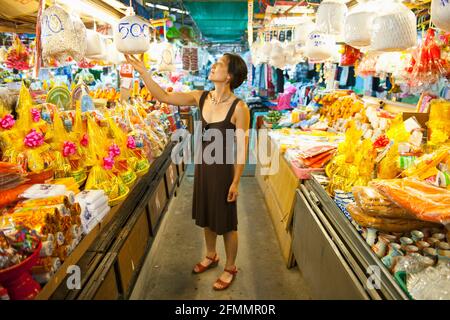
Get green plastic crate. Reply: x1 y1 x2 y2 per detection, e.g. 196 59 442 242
394 271 414 300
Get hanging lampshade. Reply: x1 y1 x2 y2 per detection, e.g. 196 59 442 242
344 0 377 48
370 0 417 52
316 0 348 36
294 17 315 45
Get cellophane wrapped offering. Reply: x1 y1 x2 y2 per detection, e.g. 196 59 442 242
5 35 31 71
0 226 40 270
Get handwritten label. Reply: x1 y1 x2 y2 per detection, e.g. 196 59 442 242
43 14 64 36
118 22 150 40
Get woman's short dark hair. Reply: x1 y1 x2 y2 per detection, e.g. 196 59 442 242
224 53 248 90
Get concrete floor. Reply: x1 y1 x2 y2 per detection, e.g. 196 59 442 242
131 175 312 300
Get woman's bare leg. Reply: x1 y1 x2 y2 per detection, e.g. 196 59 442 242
193 227 218 272
214 231 238 289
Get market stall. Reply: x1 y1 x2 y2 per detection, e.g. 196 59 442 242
249 0 450 300
0 0 198 300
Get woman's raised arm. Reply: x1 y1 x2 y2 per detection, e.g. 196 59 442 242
125 54 202 106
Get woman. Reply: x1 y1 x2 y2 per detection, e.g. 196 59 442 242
125 53 250 290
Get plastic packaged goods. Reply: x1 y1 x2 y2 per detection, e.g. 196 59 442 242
114 8 151 54
87 35 108 62
5 35 31 71
340 45 362 66
431 0 450 32
427 100 450 147
370 179 450 224
347 203 441 232
402 146 450 179
294 17 315 45
158 42 176 72
407 260 450 300
41 5 87 65
269 39 286 69
352 186 417 219
370 0 417 52
344 0 377 48
250 40 263 65
316 0 348 36
305 31 335 61
355 52 379 77
260 39 272 63
407 29 450 90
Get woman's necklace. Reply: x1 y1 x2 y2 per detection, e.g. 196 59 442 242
210 92 232 105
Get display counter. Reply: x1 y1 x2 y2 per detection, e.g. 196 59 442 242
293 178 409 300
35 141 187 300
255 132 410 300
255 134 298 268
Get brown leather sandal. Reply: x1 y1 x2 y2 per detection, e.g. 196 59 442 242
192 254 219 274
213 266 238 291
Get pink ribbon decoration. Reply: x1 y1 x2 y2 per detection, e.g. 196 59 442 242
127 136 136 149
63 141 76 157
109 144 121 158
0 114 15 130
103 156 115 170
31 108 41 122
80 133 88 147
24 129 44 148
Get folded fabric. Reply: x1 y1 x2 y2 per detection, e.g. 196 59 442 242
75 190 106 206
95 205 110 223
21 184 68 199
85 195 108 212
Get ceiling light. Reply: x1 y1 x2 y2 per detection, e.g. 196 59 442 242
146 3 170 10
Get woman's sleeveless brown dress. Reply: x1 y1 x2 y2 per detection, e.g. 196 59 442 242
192 91 240 235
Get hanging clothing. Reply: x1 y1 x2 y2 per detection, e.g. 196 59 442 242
276 68 284 93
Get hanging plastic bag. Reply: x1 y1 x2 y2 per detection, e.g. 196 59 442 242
5 35 31 71
294 17 315 45
260 38 272 63
316 0 348 36
370 0 417 52
355 52 380 77
406 28 450 89
85 29 105 59
344 0 377 48
250 39 263 66
158 42 176 72
340 45 362 66
431 0 450 32
114 7 151 54
269 39 286 69
305 30 335 61
41 5 87 65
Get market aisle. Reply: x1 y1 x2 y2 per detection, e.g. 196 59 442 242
131 174 312 300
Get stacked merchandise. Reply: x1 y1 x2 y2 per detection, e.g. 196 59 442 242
75 190 110 235
182 46 199 72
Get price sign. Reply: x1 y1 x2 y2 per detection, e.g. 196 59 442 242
118 22 150 40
